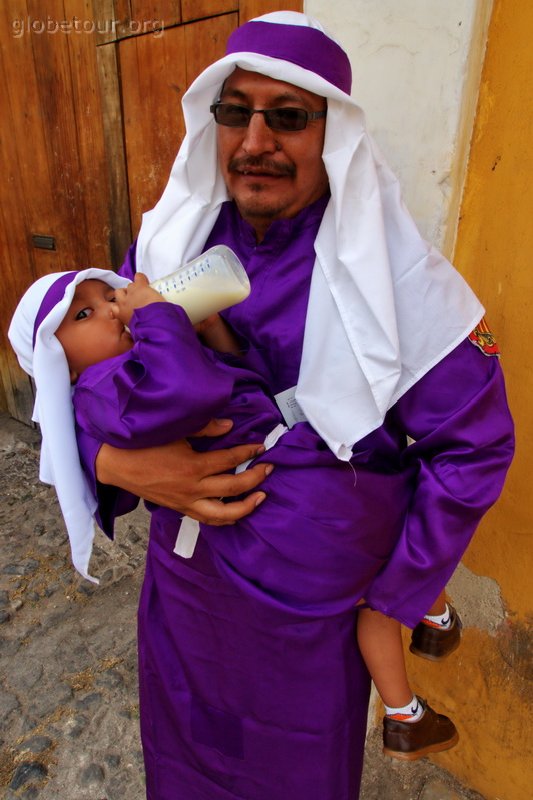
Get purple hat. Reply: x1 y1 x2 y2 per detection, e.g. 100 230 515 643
226 19 352 95
8 267 132 584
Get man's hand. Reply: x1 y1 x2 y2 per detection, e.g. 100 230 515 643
95 419 272 525
195 314 241 355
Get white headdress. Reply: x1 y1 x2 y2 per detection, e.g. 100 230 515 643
8 269 131 582
136 11 484 459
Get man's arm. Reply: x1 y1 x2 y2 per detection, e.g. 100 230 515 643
95 419 272 525
364 338 514 628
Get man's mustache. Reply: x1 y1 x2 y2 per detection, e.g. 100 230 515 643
229 157 296 177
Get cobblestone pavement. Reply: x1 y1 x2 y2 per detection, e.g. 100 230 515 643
0 413 487 800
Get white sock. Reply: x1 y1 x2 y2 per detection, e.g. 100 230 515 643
423 603 452 629
384 695 424 722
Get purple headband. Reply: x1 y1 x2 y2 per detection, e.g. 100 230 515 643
226 21 352 95
32 272 78 349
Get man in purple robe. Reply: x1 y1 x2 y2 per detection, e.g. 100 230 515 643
85 11 514 799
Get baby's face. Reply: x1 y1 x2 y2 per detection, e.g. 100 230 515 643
55 279 133 382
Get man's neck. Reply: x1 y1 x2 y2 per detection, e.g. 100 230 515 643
237 191 330 243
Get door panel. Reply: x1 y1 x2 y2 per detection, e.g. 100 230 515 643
0 0 302 421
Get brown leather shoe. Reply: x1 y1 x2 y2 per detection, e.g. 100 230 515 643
383 697 459 761
409 605 462 661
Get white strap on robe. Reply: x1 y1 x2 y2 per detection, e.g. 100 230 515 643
174 424 288 559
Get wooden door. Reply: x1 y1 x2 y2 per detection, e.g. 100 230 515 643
0 0 123 421
0 0 301 423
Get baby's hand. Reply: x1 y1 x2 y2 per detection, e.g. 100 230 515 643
111 273 166 324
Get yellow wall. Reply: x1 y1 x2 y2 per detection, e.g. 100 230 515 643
454 0 532 614
406 1 533 797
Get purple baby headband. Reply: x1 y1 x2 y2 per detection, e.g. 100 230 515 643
226 20 352 95
32 272 78 349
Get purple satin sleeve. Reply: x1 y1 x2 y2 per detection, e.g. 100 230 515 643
364 340 514 627
74 303 234 448
75 425 140 537
119 240 137 281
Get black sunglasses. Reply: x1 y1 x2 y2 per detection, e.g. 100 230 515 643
209 102 327 132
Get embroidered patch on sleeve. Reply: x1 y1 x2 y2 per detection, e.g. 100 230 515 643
468 318 500 357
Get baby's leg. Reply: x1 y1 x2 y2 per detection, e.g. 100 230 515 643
426 588 447 616
357 606 458 760
357 606 412 708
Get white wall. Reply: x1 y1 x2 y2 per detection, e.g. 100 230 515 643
306 0 492 253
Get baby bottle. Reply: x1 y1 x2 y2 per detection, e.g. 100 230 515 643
149 245 250 324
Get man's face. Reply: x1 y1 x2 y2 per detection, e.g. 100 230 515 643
215 68 329 240
55 279 133 382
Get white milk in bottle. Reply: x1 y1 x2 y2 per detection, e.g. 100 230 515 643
149 246 250 324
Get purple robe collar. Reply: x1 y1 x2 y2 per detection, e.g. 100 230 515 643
226 21 352 95
232 192 330 248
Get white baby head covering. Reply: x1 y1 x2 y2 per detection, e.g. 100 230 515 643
136 11 484 459
8 268 131 583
